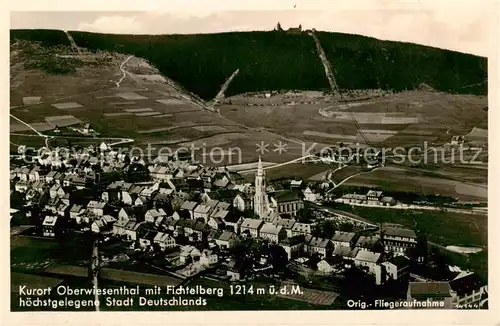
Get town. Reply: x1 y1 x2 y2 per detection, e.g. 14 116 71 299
10 141 488 309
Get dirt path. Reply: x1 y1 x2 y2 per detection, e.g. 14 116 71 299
116 55 134 88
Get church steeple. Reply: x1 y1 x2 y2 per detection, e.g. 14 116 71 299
254 155 269 218
257 155 263 176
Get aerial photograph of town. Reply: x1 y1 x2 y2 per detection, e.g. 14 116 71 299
9 10 488 312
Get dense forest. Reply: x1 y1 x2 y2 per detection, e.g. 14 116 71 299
10 29 70 47
10 29 487 99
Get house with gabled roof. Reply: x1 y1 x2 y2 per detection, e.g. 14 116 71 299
305 236 332 258
317 256 344 275
240 218 264 238
366 190 384 205
153 192 170 208
134 196 148 207
91 215 117 234
274 218 296 238
331 231 357 248
180 201 198 219
259 222 286 243
145 208 167 223
87 200 107 217
45 197 60 213
382 255 410 282
215 231 236 249
206 212 224 228
69 204 85 222
193 204 213 222
354 250 385 284
221 212 243 234
153 232 176 251
333 245 359 261
279 235 305 259
355 235 381 252
123 221 141 241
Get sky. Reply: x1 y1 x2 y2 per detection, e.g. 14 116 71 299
9 1 497 57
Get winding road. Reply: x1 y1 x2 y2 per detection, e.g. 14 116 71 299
115 55 134 88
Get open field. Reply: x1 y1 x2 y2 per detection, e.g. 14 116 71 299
342 165 487 201
220 89 487 149
241 163 331 182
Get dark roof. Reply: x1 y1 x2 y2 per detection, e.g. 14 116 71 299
223 211 242 223
178 219 195 228
382 225 417 239
193 221 207 232
274 190 302 203
280 234 305 246
391 255 410 267
449 273 485 297
322 256 343 266
153 193 170 202
409 282 452 298
331 231 356 243
207 189 240 201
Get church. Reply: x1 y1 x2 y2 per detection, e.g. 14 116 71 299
253 156 281 223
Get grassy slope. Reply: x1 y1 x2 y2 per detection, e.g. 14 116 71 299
15 29 482 100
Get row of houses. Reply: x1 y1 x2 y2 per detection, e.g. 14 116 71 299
335 190 396 206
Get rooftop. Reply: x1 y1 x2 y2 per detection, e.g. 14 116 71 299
409 282 452 298
42 215 58 226
275 218 296 229
382 226 417 239
449 273 485 297
240 218 263 230
260 222 283 235
331 231 356 243
274 190 302 203
354 250 382 264
218 231 235 242
308 236 330 248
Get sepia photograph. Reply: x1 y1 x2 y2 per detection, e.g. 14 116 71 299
6 2 494 318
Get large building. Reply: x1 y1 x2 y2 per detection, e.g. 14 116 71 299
381 225 418 255
274 190 304 217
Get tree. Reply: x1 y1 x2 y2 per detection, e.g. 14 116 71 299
338 222 354 232
318 220 337 239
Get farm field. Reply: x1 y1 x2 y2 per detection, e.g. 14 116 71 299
342 165 487 201
219 89 487 149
